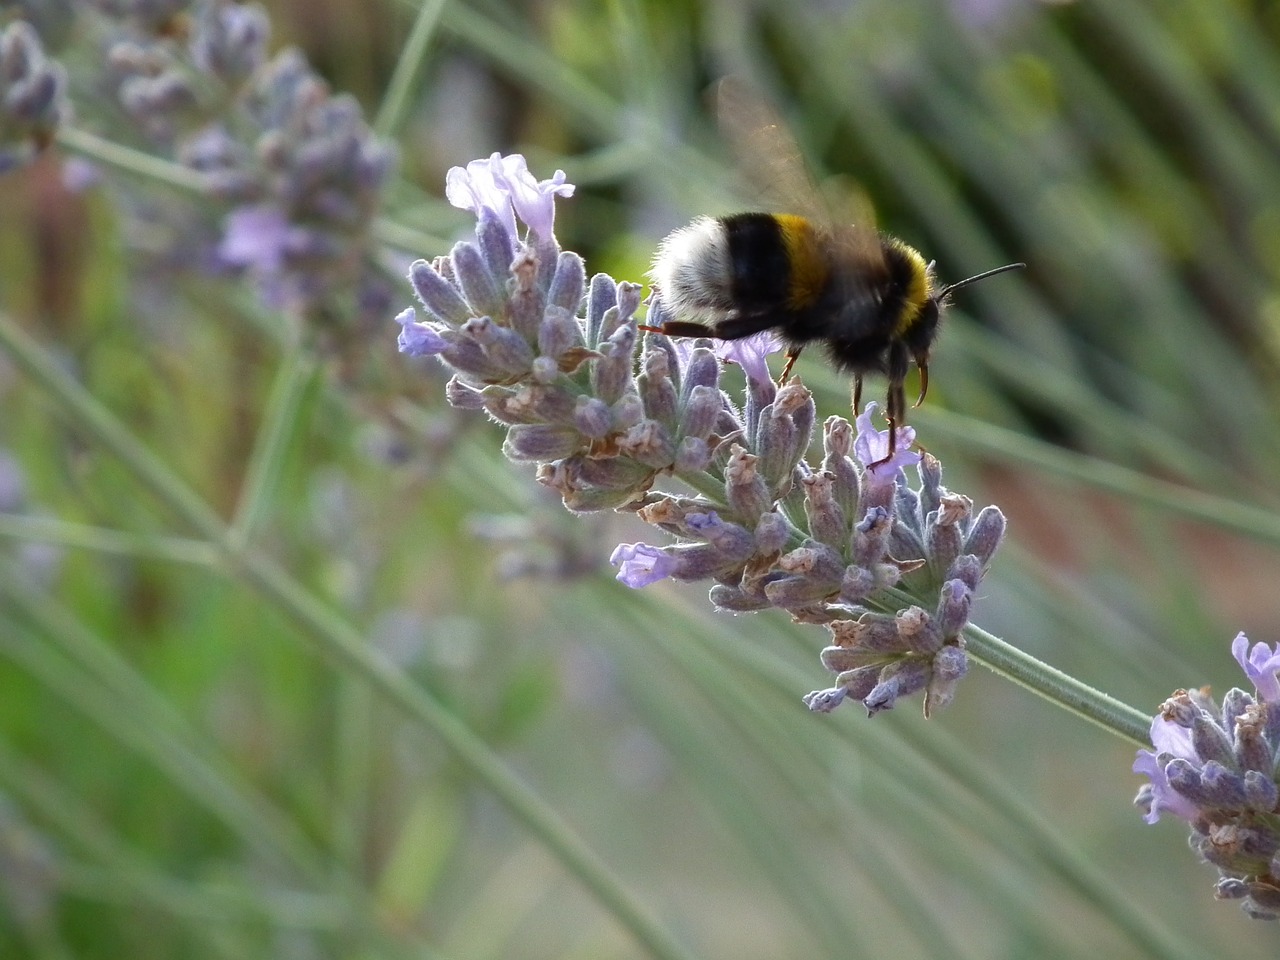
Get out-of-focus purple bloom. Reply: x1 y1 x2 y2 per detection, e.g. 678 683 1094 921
1232 632 1280 703
0 21 69 174
854 402 921 485
610 542 677 588
218 203 293 273
446 153 574 241
394 308 447 357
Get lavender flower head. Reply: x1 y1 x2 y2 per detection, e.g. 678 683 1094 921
397 155 1007 717
0 20 70 174
1134 632 1280 920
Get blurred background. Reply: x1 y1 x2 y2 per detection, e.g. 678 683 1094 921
2 0 1280 956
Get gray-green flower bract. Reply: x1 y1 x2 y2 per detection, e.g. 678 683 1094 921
397 154 1009 718
1134 633 1280 920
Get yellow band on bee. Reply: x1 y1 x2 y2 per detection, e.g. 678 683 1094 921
775 214 829 311
886 238 931 336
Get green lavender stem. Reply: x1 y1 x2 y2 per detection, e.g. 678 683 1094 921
0 312 699 960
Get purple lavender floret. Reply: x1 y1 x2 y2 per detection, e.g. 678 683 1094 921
397 154 1010 718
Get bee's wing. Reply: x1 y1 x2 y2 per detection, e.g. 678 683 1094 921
715 77 885 275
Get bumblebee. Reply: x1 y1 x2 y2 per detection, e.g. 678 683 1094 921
645 83 1024 462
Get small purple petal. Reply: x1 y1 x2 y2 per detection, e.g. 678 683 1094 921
1133 749 1201 824
1232 632 1280 703
492 154 574 239
610 542 678 588
394 308 447 356
717 331 783 385
445 153 574 242
854 402 922 486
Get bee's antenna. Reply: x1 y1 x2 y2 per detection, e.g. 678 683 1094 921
939 262 1025 298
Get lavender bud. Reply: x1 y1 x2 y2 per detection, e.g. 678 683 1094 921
935 579 972 639
538 305 583 362
945 554 984 593
851 506 893 568
509 252 547 342
754 511 790 555
674 437 711 473
680 384 722 441
530 355 559 384
451 241 505 319
839 565 877 603
461 316 534 374
618 420 676 468
710 583 773 612
756 401 798 488
803 687 848 713
896 606 942 654
616 282 643 326
410 258 472 325
821 417 861 518
503 425 582 461
476 206 517 285
638 361 678 427
1244 770 1278 812
610 393 645 433
764 543 845 606
548 251 586 312
445 376 486 410
865 660 931 715
573 397 613 439
681 346 721 398
917 453 943 518
802 472 845 547
585 273 617 346
963 505 1007 567
1190 712 1237 768
725 446 771 521
925 645 969 716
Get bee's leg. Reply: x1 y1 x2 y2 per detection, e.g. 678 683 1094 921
870 345 911 467
914 360 929 408
852 375 864 414
637 321 712 336
780 346 803 383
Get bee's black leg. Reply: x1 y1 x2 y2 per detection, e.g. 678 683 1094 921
914 360 929 408
870 345 911 468
852 375 864 414
780 346 803 383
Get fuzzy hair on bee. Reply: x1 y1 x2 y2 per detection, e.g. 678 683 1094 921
643 82 1024 463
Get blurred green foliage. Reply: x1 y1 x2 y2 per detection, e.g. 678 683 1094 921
1 0 1280 957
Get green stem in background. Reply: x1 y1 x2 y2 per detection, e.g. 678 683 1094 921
917 406 1280 550
0 312 700 960
229 341 317 546
0 513 218 565
373 0 449 138
962 622 1152 746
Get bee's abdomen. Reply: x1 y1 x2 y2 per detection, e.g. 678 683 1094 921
721 213 793 309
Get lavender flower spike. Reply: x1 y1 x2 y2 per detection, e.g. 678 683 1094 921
398 155 1008 718
1134 632 1280 920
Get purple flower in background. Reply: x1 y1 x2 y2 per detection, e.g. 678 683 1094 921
610 543 677 588
219 203 293 273
1134 632 1280 920
446 153 574 241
